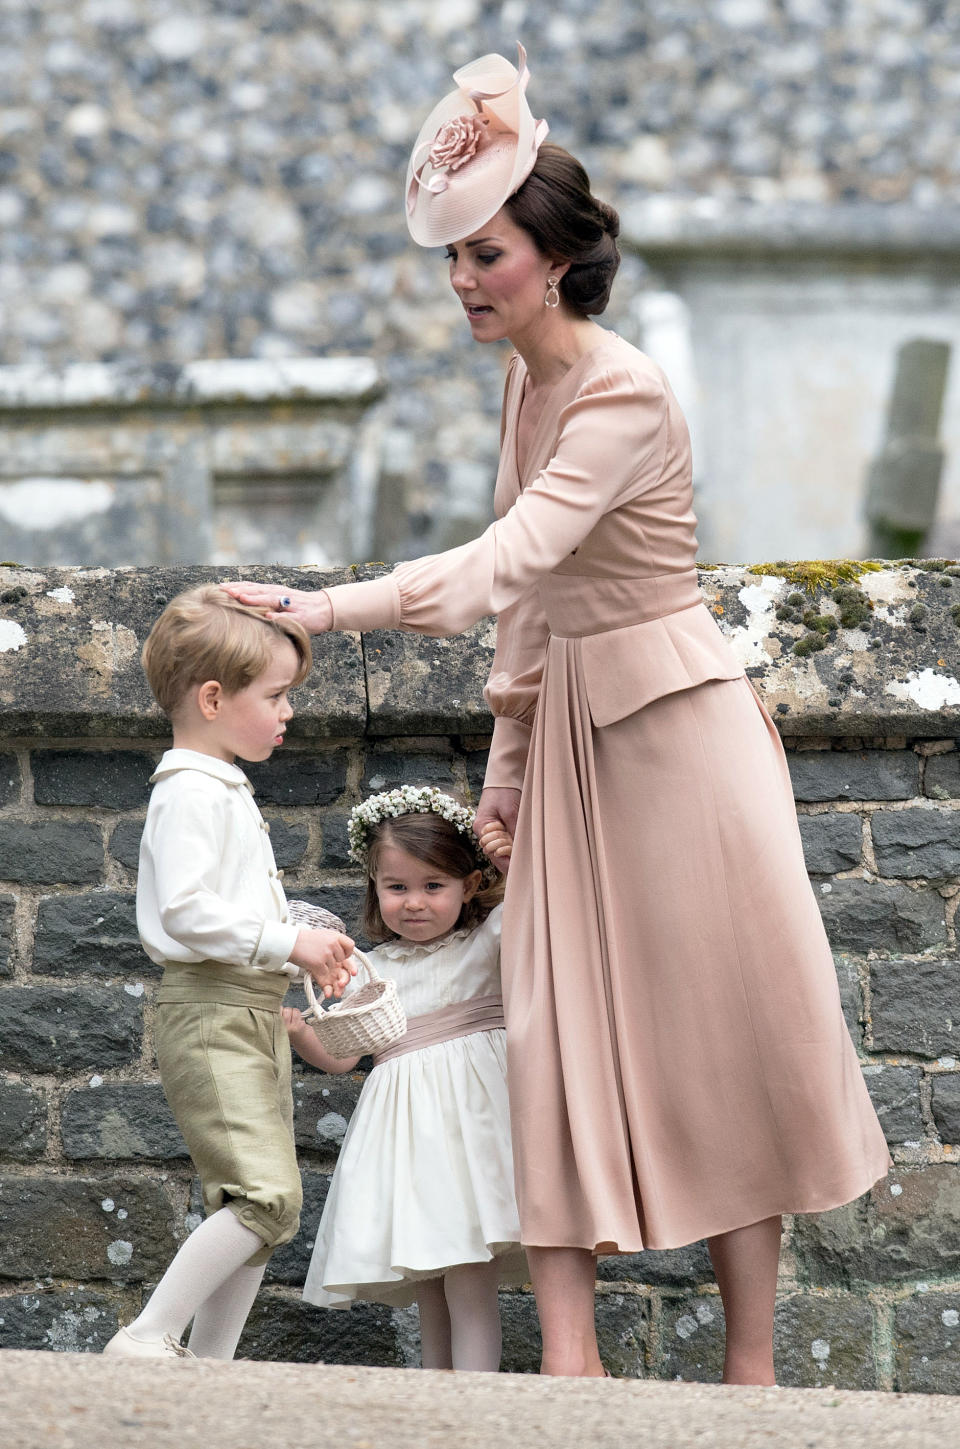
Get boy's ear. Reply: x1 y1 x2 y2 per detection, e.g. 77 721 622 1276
196 679 223 721
462 869 483 903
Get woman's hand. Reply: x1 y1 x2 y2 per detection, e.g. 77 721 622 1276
219 582 333 634
475 787 521 875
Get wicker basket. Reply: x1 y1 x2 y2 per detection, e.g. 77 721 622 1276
287 898 407 1058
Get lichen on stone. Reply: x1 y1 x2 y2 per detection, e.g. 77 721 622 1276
747 559 886 593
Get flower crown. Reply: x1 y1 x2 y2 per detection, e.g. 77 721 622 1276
348 786 496 883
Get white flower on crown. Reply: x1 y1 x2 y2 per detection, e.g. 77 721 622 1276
347 785 495 880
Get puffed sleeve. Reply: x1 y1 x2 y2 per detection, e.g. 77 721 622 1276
323 362 669 639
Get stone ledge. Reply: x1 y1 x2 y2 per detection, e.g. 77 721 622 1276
0 566 366 738
1 562 958 739
0 357 385 413
622 199 960 260
4 1351 960 1448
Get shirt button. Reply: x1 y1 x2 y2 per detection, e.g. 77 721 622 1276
261 821 270 833
268 868 277 879
276 869 285 881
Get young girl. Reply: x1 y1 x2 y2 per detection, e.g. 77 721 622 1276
284 786 524 1372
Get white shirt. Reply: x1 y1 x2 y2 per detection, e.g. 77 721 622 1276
137 748 300 977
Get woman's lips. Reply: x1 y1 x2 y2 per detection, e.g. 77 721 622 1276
465 304 493 317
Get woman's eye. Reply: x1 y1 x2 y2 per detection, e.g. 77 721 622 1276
477 252 500 265
444 250 456 262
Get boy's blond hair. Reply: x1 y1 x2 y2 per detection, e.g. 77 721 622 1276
142 584 312 718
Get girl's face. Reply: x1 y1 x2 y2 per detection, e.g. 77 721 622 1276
445 208 562 347
374 843 482 945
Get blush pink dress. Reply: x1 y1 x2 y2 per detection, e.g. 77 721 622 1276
323 333 890 1254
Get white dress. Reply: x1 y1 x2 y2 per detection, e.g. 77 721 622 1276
302 905 528 1309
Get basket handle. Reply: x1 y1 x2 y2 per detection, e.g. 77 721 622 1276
302 949 378 1021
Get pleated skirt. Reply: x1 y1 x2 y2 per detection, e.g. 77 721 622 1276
502 639 891 1252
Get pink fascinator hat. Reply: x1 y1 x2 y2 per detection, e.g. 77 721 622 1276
405 43 549 248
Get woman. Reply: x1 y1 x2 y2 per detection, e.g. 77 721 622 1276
225 46 890 1382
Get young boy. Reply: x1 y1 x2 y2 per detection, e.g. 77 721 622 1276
103 584 355 1361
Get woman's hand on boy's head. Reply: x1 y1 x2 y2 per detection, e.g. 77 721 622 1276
218 581 334 634
289 927 357 997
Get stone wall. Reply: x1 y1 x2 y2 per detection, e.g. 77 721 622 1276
3 2 960 562
0 357 384 567
1 560 960 1387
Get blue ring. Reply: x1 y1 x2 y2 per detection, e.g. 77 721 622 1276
279 596 292 610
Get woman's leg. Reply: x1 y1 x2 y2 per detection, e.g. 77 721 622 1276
443 1261 503 1372
707 1215 782 1385
417 1278 453 1369
526 1246 604 1377
187 1260 266 1359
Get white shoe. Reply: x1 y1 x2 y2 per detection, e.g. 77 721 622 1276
103 1326 196 1359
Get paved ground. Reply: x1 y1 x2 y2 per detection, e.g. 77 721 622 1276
4 1351 960 1449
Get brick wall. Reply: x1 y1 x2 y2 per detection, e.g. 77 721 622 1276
1 562 959 1386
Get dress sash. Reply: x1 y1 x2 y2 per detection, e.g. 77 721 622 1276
372 994 505 1066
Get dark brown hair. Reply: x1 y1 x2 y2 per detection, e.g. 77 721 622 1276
506 143 621 316
362 810 504 944
142 584 311 719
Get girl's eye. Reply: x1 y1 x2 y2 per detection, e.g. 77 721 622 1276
425 882 445 891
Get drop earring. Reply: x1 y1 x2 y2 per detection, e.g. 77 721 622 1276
544 276 560 308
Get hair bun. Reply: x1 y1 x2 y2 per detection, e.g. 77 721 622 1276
599 199 620 240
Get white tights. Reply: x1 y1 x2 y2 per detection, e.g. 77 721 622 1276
417 1261 502 1372
126 1207 265 1358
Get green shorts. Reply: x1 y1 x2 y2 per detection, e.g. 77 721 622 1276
155 967 302 1267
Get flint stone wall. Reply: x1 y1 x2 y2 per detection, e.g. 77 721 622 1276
1 560 960 1387
3 1 960 564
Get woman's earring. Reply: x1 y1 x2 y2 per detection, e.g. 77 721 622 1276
544 276 560 308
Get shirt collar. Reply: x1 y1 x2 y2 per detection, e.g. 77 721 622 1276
150 748 253 791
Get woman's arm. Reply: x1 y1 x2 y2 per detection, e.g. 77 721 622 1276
222 365 668 639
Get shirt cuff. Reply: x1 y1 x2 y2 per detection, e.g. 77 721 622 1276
252 919 301 974
323 575 402 633
483 716 533 792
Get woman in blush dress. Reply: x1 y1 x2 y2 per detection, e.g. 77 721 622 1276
224 46 890 1384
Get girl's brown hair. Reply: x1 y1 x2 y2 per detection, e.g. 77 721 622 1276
506 143 621 317
362 809 504 944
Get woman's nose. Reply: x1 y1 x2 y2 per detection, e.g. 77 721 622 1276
451 260 475 292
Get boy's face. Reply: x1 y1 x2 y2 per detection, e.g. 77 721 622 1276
206 636 300 764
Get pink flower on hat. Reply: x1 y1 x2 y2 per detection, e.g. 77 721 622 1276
428 114 488 173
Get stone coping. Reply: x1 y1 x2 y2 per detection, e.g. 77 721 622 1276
3 1353 960 1449
621 199 960 261
0 562 958 739
0 357 384 413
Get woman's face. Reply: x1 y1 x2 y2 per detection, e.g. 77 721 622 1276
445 208 558 345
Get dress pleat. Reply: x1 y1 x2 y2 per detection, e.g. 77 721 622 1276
504 644 890 1252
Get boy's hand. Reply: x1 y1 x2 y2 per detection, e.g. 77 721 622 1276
477 818 514 876
289 927 356 998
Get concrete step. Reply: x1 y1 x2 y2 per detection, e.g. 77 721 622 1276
3 1350 960 1449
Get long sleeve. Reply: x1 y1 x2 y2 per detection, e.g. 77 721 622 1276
323 362 669 639
481 583 549 789
139 781 299 972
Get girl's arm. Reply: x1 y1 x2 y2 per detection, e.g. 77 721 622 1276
282 1007 361 1074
